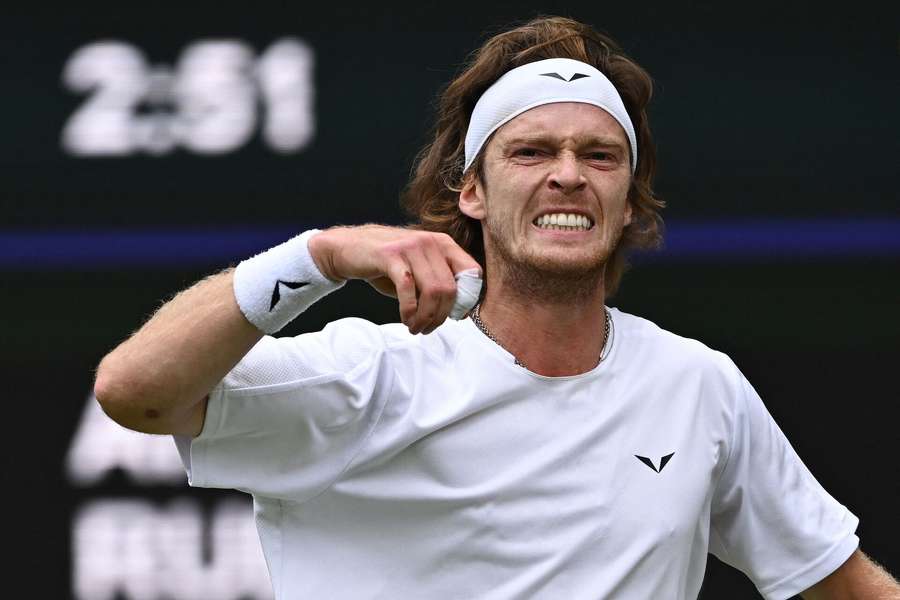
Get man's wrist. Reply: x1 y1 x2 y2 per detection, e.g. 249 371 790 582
232 229 346 334
307 228 345 284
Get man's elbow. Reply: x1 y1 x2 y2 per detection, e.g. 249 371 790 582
94 355 173 434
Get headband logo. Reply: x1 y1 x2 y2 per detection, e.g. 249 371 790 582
540 72 590 82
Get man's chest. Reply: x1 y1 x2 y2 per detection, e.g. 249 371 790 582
339 381 726 548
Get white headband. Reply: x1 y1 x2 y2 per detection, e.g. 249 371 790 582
464 58 637 174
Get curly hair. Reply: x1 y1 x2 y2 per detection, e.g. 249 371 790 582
400 16 664 296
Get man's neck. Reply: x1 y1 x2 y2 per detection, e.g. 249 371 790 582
476 282 609 377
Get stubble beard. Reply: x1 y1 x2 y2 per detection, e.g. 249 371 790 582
484 217 623 305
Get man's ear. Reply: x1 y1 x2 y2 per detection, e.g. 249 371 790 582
624 200 633 227
459 171 486 220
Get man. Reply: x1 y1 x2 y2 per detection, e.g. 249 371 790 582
95 16 898 600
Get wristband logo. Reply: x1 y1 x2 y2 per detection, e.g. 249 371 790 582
270 280 310 310
634 452 675 473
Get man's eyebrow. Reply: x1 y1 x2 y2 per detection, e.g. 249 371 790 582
501 134 627 150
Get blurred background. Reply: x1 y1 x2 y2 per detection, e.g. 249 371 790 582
2 2 897 598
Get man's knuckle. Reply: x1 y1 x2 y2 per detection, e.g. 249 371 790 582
387 260 410 279
434 233 456 249
439 283 457 297
431 284 454 299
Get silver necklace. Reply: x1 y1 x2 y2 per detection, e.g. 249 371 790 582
470 303 613 371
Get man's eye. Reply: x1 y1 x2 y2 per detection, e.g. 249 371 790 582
515 148 540 157
589 152 612 161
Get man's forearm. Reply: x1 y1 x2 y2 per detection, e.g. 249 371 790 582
94 269 263 434
801 549 900 600
94 224 482 435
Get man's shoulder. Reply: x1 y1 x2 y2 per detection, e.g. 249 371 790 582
318 316 464 343
611 308 736 375
311 316 468 362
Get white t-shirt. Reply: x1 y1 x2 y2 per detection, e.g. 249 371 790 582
175 308 859 600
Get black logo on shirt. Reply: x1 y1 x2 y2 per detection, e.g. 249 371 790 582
635 452 675 473
269 280 310 311
540 72 590 82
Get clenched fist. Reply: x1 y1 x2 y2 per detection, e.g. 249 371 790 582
308 225 482 334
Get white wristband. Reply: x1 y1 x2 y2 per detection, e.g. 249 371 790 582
233 229 346 333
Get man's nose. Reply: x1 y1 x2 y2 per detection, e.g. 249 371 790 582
548 154 587 194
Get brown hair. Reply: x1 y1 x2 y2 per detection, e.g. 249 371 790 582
401 16 664 296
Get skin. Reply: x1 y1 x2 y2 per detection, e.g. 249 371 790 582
94 227 479 437
93 101 899 598
456 102 900 597
801 549 900 599
459 102 632 376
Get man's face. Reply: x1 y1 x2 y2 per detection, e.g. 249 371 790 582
460 102 633 282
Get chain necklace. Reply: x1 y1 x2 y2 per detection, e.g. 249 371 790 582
470 303 613 371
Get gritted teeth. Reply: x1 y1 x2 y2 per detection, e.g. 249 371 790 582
532 213 594 230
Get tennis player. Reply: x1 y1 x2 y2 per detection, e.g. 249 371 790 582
95 16 898 599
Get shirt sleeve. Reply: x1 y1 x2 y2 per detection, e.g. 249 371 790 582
173 317 394 502
709 367 860 600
